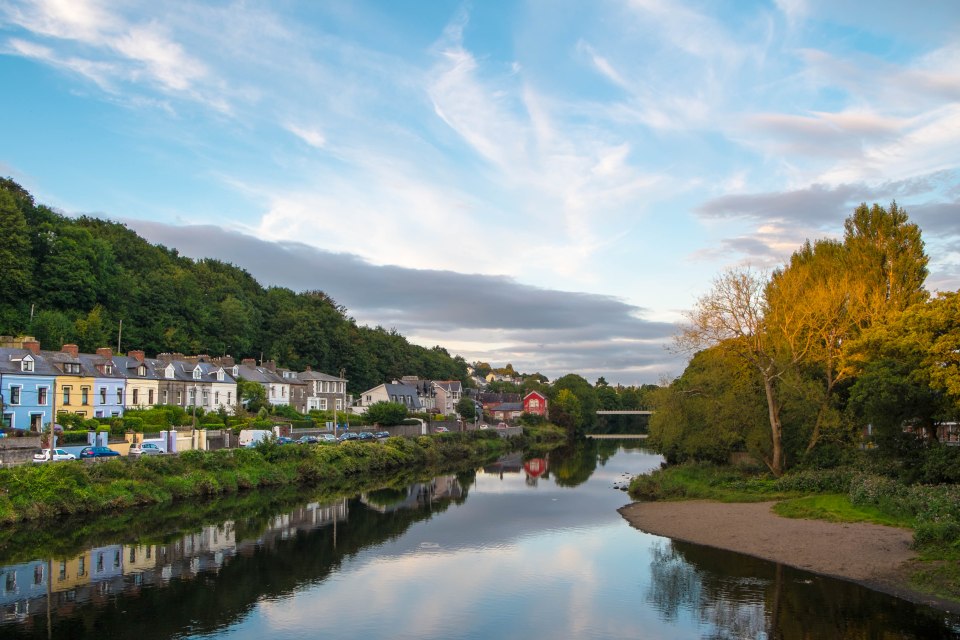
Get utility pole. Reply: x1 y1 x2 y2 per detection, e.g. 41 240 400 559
117 319 123 353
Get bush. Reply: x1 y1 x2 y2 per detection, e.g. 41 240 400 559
914 522 960 548
59 430 90 445
83 419 101 431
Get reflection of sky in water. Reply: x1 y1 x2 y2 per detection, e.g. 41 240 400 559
201 448 719 640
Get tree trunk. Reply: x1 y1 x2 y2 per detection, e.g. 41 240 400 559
762 373 784 477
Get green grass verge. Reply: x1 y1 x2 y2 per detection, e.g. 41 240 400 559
772 493 914 528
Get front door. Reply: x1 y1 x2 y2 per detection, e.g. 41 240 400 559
31 414 42 431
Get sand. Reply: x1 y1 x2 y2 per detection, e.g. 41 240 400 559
618 500 954 611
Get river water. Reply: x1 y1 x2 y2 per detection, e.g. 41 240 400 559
1 440 959 639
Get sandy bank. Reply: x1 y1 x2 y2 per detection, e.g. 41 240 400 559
618 500 954 611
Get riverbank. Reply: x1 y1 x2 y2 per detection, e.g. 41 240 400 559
619 501 957 606
621 460 960 612
0 431 505 523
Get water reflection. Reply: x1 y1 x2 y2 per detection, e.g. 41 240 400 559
648 538 960 639
0 442 957 639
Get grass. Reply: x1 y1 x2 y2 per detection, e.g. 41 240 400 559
772 493 914 528
628 462 799 503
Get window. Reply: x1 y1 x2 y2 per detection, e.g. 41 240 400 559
161 390 168 404
202 390 209 406
227 392 232 405
100 388 106 404
5 571 16 593
103 363 113 374
270 387 275 398
165 366 174 379
148 389 154 404
336 399 343 411
78 556 85 577
177 391 182 404
319 398 327 410
65 362 80 374
214 391 220 405
21 358 33 372
63 387 72 405
193 368 201 380
282 386 287 397
132 389 139 405
138 364 146 376
10 387 20 405
59 561 66 581
189 388 197 405
38 387 47 405
81 387 89 405
117 388 123 404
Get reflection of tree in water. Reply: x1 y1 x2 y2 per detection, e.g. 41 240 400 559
549 439 600 487
647 539 960 639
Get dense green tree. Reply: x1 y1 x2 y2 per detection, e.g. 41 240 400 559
456 397 477 421
366 401 408 426
0 190 33 305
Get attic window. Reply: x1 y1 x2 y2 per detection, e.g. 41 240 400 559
21 358 34 373
138 365 146 376
216 370 224 381
193 368 201 380
165 366 174 379
232 366 239 376
65 363 80 374
103 363 113 374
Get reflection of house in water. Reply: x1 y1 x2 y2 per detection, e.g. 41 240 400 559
523 457 549 487
0 500 348 620
481 452 524 479
236 501 349 555
360 476 462 513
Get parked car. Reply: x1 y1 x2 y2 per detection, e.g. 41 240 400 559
338 432 359 442
277 436 296 445
357 431 376 441
434 426 449 433
319 434 338 443
297 435 319 445
32 448 76 463
479 424 489 430
79 446 120 459
128 443 164 457
374 431 391 439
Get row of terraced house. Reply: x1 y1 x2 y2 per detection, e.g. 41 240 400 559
0 336 349 432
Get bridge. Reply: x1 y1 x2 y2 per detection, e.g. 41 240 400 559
595 410 653 415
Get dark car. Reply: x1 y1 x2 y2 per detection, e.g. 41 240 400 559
79 446 120 459
374 431 391 439
277 436 296 445
357 431 376 441
337 432 359 442
297 435 319 445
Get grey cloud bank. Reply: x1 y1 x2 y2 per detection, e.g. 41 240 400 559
125 220 682 385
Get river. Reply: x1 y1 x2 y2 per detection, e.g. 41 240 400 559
1 440 958 639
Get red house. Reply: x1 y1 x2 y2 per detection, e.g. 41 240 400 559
523 391 548 417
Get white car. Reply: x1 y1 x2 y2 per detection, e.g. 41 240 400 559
129 442 165 457
33 449 76 463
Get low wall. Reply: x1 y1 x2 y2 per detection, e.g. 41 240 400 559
0 436 42 467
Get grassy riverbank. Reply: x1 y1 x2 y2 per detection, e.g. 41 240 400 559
0 431 517 523
629 461 960 601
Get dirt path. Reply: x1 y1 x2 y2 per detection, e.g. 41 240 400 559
618 500 952 610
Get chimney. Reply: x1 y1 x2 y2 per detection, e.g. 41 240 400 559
157 352 173 364
241 358 256 366
216 355 235 367
23 340 40 355
264 360 276 372
127 350 145 363
96 347 113 359
182 355 199 365
196 354 210 363
304 365 312 372
62 344 79 358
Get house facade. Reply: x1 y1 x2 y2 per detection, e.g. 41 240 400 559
522 391 548 417
298 368 348 413
0 340 56 431
46 345 97 419
357 382 423 412
433 380 462 416
81 348 126 419
116 350 160 409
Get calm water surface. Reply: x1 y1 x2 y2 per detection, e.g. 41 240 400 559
1 440 959 639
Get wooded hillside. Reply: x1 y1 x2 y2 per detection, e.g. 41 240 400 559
0 178 468 393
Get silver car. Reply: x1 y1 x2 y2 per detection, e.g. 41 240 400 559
128 442 165 457
32 448 76 463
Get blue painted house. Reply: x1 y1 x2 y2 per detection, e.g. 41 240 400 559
80 348 126 419
0 340 57 431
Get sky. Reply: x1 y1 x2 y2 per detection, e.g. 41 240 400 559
1 0 959 386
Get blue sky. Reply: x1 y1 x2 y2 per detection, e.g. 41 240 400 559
2 0 959 385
